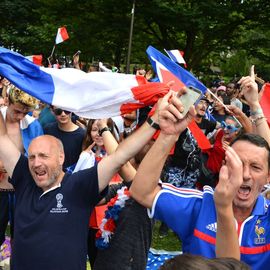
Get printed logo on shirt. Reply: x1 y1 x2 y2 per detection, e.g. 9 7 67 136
206 222 217 233
254 219 265 245
50 193 69 213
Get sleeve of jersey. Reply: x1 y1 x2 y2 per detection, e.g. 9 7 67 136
11 154 32 190
148 184 203 240
72 164 108 206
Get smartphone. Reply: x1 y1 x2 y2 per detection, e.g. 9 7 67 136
178 86 203 116
73 50 81 58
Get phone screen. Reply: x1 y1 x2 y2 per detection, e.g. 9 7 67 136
178 86 202 116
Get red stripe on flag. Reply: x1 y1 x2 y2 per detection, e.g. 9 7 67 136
260 83 270 125
188 120 211 150
119 80 169 115
159 69 185 92
60 27 69 41
32 55 42 66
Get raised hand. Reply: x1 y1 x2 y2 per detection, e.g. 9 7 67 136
238 65 259 107
154 89 196 135
97 119 109 130
83 142 96 154
214 146 243 209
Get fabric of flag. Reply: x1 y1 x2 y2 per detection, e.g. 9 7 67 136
0 47 169 119
260 82 270 125
147 46 211 150
147 46 207 94
55 27 69 44
25 55 43 66
164 49 187 67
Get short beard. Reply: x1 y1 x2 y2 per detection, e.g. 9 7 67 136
50 165 62 182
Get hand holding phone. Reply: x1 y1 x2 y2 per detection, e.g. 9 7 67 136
177 86 202 116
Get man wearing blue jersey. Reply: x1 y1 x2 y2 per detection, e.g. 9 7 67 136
130 121 270 269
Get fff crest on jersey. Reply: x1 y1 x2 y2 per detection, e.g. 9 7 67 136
254 219 265 245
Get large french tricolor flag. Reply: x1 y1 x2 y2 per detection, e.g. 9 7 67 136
0 47 169 118
55 27 69 44
147 46 207 94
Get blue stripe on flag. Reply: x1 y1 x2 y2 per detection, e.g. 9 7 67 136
146 46 207 94
0 47 54 104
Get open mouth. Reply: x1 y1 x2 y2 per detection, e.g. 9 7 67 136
34 170 46 178
238 185 251 199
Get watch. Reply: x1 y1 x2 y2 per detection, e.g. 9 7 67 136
99 127 111 136
146 117 160 130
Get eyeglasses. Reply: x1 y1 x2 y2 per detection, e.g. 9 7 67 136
221 121 238 133
53 108 71 116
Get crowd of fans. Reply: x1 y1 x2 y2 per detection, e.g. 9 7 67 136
0 52 269 270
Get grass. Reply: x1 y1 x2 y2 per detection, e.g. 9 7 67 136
151 221 182 251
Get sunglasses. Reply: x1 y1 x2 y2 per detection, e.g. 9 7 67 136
53 108 71 116
221 121 238 133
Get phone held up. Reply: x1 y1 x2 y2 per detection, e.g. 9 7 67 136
177 86 203 116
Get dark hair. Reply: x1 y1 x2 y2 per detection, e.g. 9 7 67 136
231 133 270 168
81 119 118 151
216 92 231 104
159 254 250 270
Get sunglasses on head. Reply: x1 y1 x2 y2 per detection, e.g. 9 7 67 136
221 121 238 133
53 108 71 116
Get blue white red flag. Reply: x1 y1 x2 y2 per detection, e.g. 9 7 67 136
25 55 43 66
55 27 69 44
147 46 207 94
164 49 187 67
0 47 169 118
147 46 211 150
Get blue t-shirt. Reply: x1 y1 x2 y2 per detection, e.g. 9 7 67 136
11 155 107 270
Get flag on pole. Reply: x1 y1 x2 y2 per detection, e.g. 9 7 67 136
25 55 43 66
146 46 207 94
0 47 169 119
147 46 210 150
164 49 187 67
55 27 69 44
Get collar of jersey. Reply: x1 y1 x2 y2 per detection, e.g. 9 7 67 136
39 183 61 198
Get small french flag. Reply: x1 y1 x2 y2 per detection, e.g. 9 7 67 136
164 49 187 67
25 55 43 66
55 27 69 45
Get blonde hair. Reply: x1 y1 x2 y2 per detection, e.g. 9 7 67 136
8 85 39 109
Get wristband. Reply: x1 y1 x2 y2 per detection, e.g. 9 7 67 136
250 108 263 116
146 117 160 130
99 127 111 136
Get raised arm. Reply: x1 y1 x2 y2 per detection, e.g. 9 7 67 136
98 118 136 182
0 112 21 176
238 65 270 145
129 94 196 208
227 105 252 133
97 91 179 192
214 146 243 259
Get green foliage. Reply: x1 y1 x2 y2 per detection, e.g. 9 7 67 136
0 0 270 78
